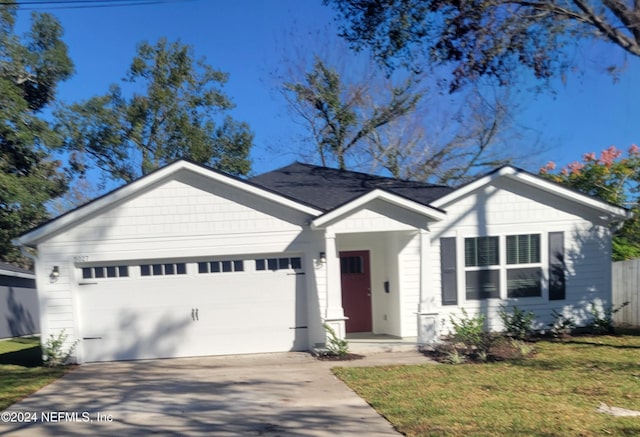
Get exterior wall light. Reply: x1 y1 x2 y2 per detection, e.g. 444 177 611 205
50 265 60 279
319 252 326 263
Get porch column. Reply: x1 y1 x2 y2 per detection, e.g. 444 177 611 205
418 229 434 313
323 230 346 338
418 228 439 344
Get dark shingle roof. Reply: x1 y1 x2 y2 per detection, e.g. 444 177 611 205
0 261 34 276
250 162 454 211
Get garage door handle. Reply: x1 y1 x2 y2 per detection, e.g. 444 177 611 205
191 308 199 321
195 308 199 321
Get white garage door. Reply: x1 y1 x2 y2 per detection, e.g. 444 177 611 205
77 256 307 362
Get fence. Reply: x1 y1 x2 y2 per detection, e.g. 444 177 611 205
0 262 39 339
612 259 640 327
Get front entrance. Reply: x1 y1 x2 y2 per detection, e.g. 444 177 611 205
340 250 372 333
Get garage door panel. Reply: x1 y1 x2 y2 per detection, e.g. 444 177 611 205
81 305 195 361
78 256 307 362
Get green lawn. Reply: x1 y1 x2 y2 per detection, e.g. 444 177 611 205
334 335 640 437
0 337 66 411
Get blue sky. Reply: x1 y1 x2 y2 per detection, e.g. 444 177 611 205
15 0 640 179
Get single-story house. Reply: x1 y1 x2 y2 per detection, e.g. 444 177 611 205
13 160 629 362
0 261 39 339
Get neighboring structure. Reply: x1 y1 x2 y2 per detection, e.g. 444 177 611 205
13 160 629 362
0 262 39 339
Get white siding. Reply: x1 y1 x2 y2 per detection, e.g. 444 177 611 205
330 208 416 233
47 180 306 249
429 179 614 336
326 199 430 234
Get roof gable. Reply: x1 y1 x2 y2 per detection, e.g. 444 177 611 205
432 165 630 221
15 160 322 246
249 162 454 211
311 189 446 230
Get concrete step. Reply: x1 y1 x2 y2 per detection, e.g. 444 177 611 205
346 336 419 354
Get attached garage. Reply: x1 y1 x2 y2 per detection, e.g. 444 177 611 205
77 256 307 362
14 161 322 363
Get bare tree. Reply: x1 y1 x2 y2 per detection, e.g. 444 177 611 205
369 85 530 185
274 25 541 184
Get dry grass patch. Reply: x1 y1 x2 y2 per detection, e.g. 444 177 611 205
0 337 66 410
333 335 640 436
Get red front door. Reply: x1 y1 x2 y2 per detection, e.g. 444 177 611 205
340 251 372 333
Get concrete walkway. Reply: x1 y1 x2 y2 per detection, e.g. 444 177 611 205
0 350 432 436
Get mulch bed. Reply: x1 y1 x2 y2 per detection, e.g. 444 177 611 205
315 353 365 361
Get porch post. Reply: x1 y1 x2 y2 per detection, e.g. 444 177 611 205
418 229 434 313
323 230 347 338
418 228 439 344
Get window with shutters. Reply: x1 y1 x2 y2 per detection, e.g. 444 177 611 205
448 232 564 302
506 234 542 298
464 236 500 299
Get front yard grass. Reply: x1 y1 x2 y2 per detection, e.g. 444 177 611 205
333 335 640 436
0 337 66 411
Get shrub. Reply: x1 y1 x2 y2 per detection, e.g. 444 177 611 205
499 306 535 340
449 309 490 354
323 323 349 356
549 309 576 337
42 330 79 367
588 301 629 334
444 348 467 365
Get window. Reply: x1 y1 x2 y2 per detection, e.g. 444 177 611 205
140 263 187 276
255 257 302 271
82 265 129 279
466 270 500 299
464 237 500 300
341 256 364 274
197 259 244 274
453 232 564 302
506 234 542 298
465 237 499 267
507 267 542 298
140 265 151 276
290 257 302 269
507 234 540 264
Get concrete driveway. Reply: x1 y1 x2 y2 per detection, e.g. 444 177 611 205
0 351 429 436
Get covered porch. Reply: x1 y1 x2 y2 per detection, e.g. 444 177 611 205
310 189 446 347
